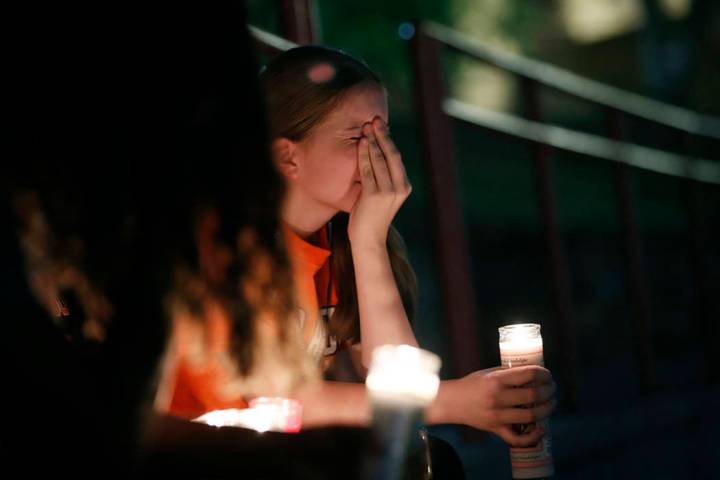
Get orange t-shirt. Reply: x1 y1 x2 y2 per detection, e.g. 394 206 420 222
165 298 249 418
282 223 338 346
166 223 338 419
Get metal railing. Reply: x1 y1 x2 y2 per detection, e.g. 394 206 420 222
410 21 720 410
249 25 298 56
249 0 314 56
424 22 720 140
248 7 719 409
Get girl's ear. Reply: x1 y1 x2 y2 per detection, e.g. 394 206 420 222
271 137 301 180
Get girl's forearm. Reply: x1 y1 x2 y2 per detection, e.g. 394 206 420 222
350 239 418 367
425 379 461 425
294 380 371 428
295 379 460 429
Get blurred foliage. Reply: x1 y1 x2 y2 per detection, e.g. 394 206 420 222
317 0 450 119
247 0 451 119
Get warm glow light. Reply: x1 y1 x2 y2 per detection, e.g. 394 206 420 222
560 0 646 44
498 323 545 368
659 0 691 19
249 397 303 433
365 344 441 407
193 408 274 432
499 323 543 351
449 0 517 113
193 397 302 433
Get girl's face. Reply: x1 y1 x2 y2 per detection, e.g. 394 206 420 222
293 84 388 213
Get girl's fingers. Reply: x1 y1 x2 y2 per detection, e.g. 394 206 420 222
496 424 545 448
532 397 557 422
358 137 377 192
496 397 556 425
500 383 556 407
363 124 393 191
497 365 553 388
372 118 410 192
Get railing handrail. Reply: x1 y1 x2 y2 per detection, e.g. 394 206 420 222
423 21 720 140
445 98 720 185
248 25 297 54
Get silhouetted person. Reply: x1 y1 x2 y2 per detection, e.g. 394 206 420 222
2 3 368 479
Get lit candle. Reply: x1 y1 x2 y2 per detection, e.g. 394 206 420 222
498 323 554 479
499 323 545 368
193 397 302 433
364 344 441 480
248 397 303 433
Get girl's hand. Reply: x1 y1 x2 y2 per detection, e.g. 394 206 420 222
441 366 557 447
348 117 411 246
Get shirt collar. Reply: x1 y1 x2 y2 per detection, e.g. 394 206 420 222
282 222 331 276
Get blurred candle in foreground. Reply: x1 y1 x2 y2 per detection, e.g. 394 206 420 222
249 397 303 433
364 344 441 480
193 397 302 433
366 344 441 406
498 323 554 479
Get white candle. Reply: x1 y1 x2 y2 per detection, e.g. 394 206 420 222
499 323 545 368
363 345 442 479
498 323 554 479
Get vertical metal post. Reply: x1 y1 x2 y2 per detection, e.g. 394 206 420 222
678 131 717 384
277 0 318 44
410 26 482 377
607 108 656 393
521 77 578 411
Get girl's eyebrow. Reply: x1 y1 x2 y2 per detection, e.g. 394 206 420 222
342 123 390 132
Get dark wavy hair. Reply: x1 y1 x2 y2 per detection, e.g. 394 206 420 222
259 45 417 345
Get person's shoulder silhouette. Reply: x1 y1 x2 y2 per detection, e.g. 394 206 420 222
1 2 273 478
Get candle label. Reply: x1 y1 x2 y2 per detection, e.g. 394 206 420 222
509 420 554 478
500 347 544 368
499 345 554 479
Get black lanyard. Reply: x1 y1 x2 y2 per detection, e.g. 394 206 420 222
323 219 334 314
